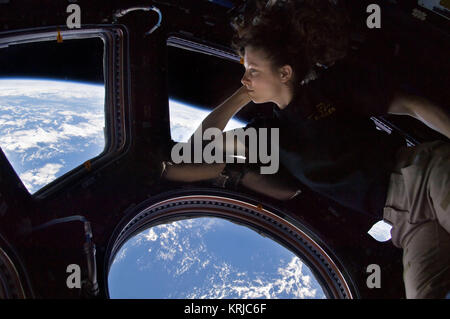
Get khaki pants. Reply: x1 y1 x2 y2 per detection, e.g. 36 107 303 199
383 141 450 299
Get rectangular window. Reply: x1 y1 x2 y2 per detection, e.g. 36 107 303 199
167 37 253 143
0 36 106 194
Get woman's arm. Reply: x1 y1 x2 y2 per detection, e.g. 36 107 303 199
188 86 251 143
388 91 450 139
162 161 302 201
162 161 226 182
164 86 251 182
240 168 302 201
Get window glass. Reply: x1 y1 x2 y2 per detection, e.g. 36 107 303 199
167 45 248 143
0 38 105 194
109 217 326 299
169 99 245 143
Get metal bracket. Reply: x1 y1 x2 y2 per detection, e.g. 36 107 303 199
32 215 99 297
113 6 162 36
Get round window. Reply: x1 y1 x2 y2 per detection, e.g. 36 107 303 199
106 193 354 299
109 217 326 299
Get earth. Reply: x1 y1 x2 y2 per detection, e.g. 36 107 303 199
0 78 105 194
108 217 327 299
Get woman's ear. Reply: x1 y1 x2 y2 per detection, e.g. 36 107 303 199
279 65 293 83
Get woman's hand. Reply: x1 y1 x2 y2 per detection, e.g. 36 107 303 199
188 86 252 144
236 85 253 103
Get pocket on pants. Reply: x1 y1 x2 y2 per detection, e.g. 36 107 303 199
385 172 408 211
383 206 410 248
400 162 435 225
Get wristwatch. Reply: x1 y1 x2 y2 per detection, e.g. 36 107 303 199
212 164 250 190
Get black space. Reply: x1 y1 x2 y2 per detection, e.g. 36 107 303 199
167 45 274 122
0 37 104 84
167 45 243 107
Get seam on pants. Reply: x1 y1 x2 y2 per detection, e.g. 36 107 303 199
441 190 450 211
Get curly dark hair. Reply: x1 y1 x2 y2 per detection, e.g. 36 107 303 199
231 0 351 84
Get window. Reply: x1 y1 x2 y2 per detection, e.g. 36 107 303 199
107 194 354 299
166 37 272 143
169 99 245 143
0 27 128 196
109 216 326 299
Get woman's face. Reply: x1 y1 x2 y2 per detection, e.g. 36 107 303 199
241 46 292 105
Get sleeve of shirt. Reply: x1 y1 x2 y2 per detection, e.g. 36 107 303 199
319 54 403 116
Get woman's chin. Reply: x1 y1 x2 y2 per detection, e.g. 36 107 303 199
249 93 267 104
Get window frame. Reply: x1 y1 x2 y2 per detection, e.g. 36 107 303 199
105 190 358 299
166 33 248 145
0 25 131 199
167 33 240 63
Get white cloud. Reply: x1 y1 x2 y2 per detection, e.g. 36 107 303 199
144 228 158 241
59 121 103 138
186 256 319 299
112 247 128 265
0 79 106 193
19 163 63 190
0 113 105 155
0 79 104 102
0 127 62 153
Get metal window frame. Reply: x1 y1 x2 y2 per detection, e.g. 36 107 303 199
0 25 131 199
105 189 358 299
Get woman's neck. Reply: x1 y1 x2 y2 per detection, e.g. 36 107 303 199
275 85 295 110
